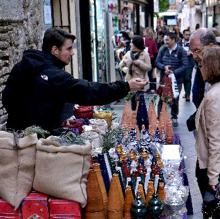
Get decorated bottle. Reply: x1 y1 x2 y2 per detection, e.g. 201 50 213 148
157 182 166 202
93 163 108 217
147 193 164 218
136 93 149 131
124 186 134 219
166 119 174 144
85 169 105 219
97 154 110 192
131 192 147 219
137 183 146 203
146 180 155 205
108 174 124 219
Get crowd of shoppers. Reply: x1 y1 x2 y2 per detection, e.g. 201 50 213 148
114 26 220 217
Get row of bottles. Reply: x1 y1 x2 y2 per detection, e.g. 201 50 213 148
121 97 174 144
85 94 179 218
85 163 165 219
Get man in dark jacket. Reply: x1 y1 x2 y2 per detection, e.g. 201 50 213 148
2 27 146 131
156 31 188 126
178 29 195 101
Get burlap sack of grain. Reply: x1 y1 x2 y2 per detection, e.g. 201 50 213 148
0 131 38 209
33 138 92 207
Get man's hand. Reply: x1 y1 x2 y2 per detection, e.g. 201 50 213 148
128 78 148 92
164 65 172 75
209 183 220 192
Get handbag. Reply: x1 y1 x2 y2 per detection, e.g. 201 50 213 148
186 111 196 132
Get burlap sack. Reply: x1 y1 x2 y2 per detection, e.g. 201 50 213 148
33 138 92 207
0 131 38 209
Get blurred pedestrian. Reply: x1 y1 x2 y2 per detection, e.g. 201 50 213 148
143 27 158 92
119 35 151 81
212 22 219 29
178 29 195 101
195 23 200 30
156 31 188 127
195 46 220 218
120 31 131 52
188 28 217 202
189 29 217 109
173 25 183 43
156 30 165 49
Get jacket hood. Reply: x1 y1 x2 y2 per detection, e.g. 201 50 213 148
20 49 66 74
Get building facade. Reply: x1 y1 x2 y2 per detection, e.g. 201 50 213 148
79 0 153 83
0 0 44 121
206 0 220 28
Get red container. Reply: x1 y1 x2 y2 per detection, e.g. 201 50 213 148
49 198 81 219
0 198 21 218
50 215 80 219
74 106 93 119
21 192 49 219
0 216 20 219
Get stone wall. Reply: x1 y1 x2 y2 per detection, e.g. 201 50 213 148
0 0 44 124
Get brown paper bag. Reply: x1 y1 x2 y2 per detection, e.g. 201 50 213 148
33 138 92 207
0 131 38 209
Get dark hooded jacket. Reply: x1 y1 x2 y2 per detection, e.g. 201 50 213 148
2 49 130 131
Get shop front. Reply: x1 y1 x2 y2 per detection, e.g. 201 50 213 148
214 4 220 28
205 0 220 27
46 0 80 78
79 0 111 82
119 0 153 35
80 0 154 83
89 0 111 82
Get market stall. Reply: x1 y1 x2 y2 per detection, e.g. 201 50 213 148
84 94 192 219
0 93 193 218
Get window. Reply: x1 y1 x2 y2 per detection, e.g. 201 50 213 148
51 0 73 75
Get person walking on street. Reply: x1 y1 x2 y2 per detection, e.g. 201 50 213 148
119 35 151 81
155 31 188 127
143 27 158 92
2 27 147 131
178 29 195 101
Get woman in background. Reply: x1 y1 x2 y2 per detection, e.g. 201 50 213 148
143 27 158 92
119 35 151 82
195 46 220 218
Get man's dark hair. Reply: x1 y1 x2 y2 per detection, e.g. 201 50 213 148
200 30 216 46
42 27 75 52
164 31 177 41
195 23 200 30
213 22 218 28
183 29 190 34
